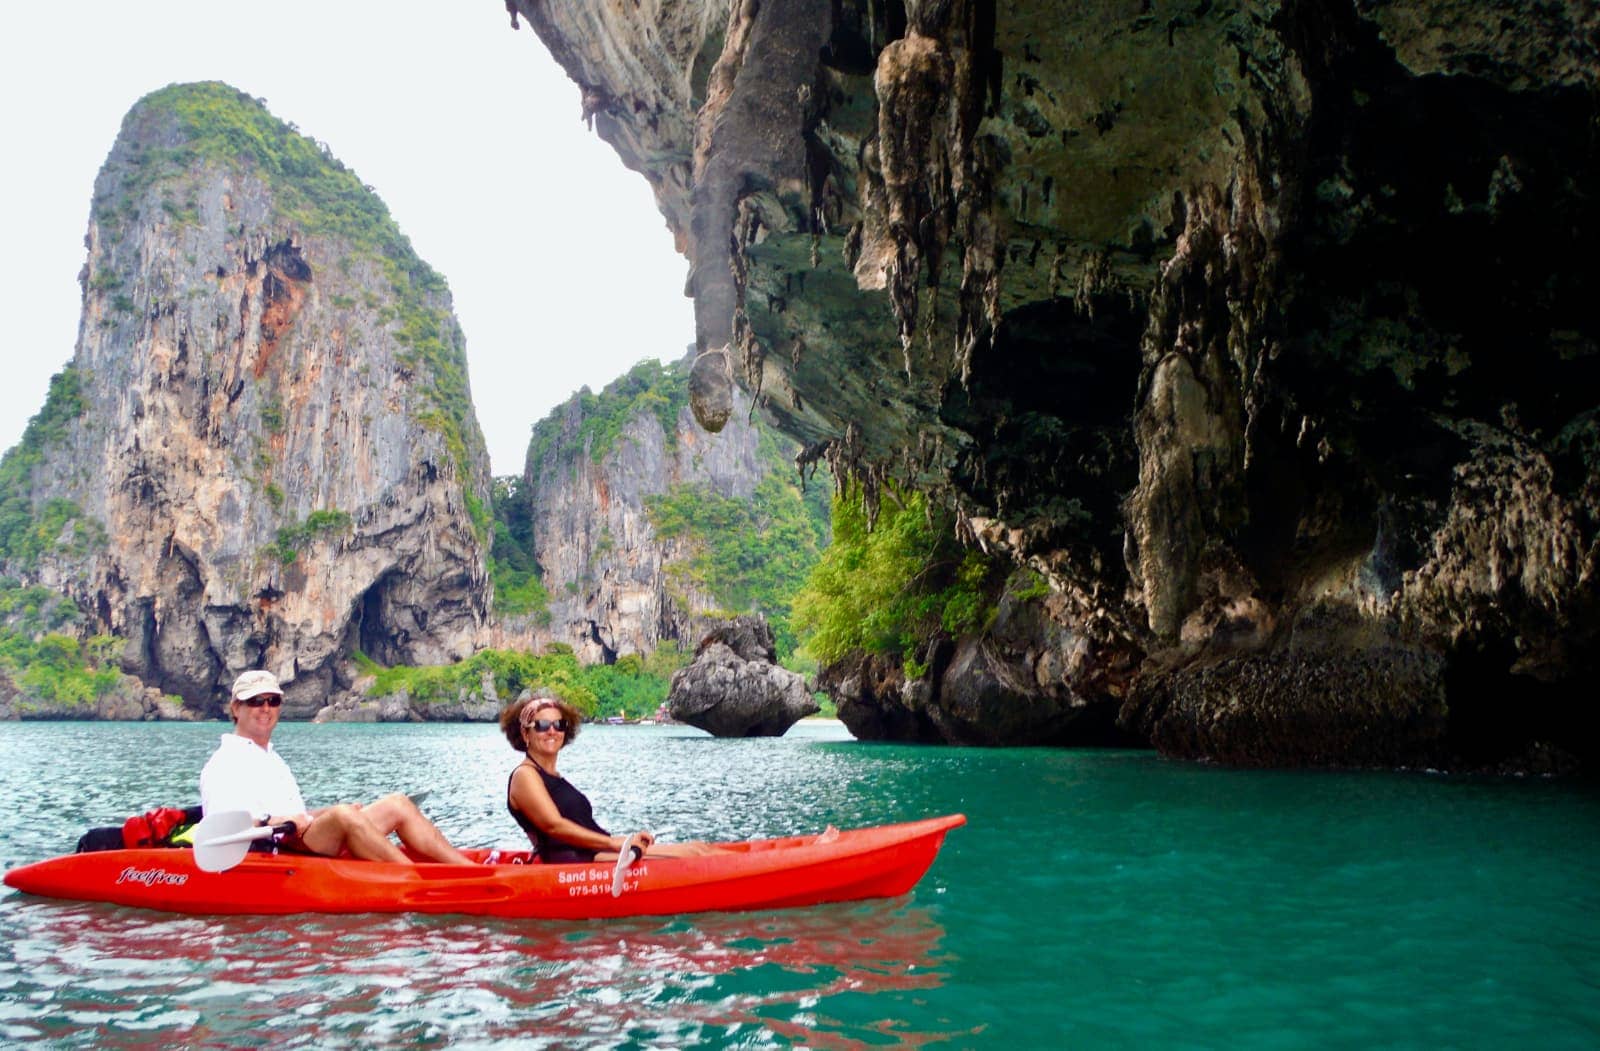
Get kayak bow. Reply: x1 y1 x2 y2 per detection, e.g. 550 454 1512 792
3 814 965 919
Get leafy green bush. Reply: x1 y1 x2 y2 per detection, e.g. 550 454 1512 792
0 585 100 711
1009 567 1052 603
260 399 285 434
268 509 352 564
0 583 82 635
492 567 551 621
645 471 824 657
362 647 592 711
791 484 1009 672
488 476 551 621
576 652 683 721
359 645 691 722
0 627 123 707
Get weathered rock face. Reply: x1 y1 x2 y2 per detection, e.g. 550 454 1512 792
667 615 818 736
0 83 490 716
821 582 1144 747
490 359 773 663
514 2 1600 768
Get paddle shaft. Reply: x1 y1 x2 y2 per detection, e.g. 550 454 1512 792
202 821 298 848
201 793 425 848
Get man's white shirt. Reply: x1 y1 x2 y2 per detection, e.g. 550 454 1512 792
199 733 307 821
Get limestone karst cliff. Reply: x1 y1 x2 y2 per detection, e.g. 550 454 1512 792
0 82 490 717
487 357 828 665
511 1 1600 769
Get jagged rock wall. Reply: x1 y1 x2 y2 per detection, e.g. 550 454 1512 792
488 373 766 662
2 84 490 717
513 1 1600 769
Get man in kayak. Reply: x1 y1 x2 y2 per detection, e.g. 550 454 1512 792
200 670 472 864
501 692 725 862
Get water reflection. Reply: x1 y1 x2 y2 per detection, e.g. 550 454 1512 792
0 895 955 1047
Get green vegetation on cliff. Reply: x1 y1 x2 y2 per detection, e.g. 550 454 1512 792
0 369 105 570
266 509 354 565
0 586 121 708
359 644 688 721
119 82 487 536
791 485 1017 674
645 470 827 657
489 476 550 621
527 358 691 470
0 631 123 709
0 583 83 637
514 356 832 658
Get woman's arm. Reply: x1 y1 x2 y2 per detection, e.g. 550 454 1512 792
509 766 632 854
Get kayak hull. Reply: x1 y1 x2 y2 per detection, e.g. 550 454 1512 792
2 814 965 919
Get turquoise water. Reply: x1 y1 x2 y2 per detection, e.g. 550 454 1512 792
1 720 1597 1047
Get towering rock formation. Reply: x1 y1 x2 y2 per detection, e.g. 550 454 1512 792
491 357 826 664
511 2 1600 769
0 83 490 716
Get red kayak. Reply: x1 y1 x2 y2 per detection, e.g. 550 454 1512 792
3 814 965 919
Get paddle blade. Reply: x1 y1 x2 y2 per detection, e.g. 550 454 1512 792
192 810 263 873
612 834 642 897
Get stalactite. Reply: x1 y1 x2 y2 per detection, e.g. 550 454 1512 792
1075 250 1111 321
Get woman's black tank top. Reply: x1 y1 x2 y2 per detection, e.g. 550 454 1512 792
507 762 609 863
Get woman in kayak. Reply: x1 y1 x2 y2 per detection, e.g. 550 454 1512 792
501 693 723 863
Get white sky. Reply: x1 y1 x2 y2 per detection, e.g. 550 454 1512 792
0 2 694 476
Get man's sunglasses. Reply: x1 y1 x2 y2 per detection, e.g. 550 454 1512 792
240 695 283 708
528 718 567 733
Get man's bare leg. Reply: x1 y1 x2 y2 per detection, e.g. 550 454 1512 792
360 793 472 864
299 803 411 863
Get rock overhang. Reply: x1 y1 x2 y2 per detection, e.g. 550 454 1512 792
511 0 1600 766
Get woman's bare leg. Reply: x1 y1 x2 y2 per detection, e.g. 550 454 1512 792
648 842 731 857
597 841 730 860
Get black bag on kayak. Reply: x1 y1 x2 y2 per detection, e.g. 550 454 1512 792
74 826 125 853
74 804 204 853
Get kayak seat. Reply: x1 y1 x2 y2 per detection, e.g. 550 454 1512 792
465 848 538 865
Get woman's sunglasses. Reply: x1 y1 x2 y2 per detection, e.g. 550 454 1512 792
240 695 283 708
528 718 567 733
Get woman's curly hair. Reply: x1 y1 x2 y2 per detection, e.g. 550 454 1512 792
499 692 583 752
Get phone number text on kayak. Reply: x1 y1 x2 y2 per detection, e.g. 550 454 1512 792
557 864 647 895
567 879 643 896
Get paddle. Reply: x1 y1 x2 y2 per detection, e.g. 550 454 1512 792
611 833 644 897
191 810 297 873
